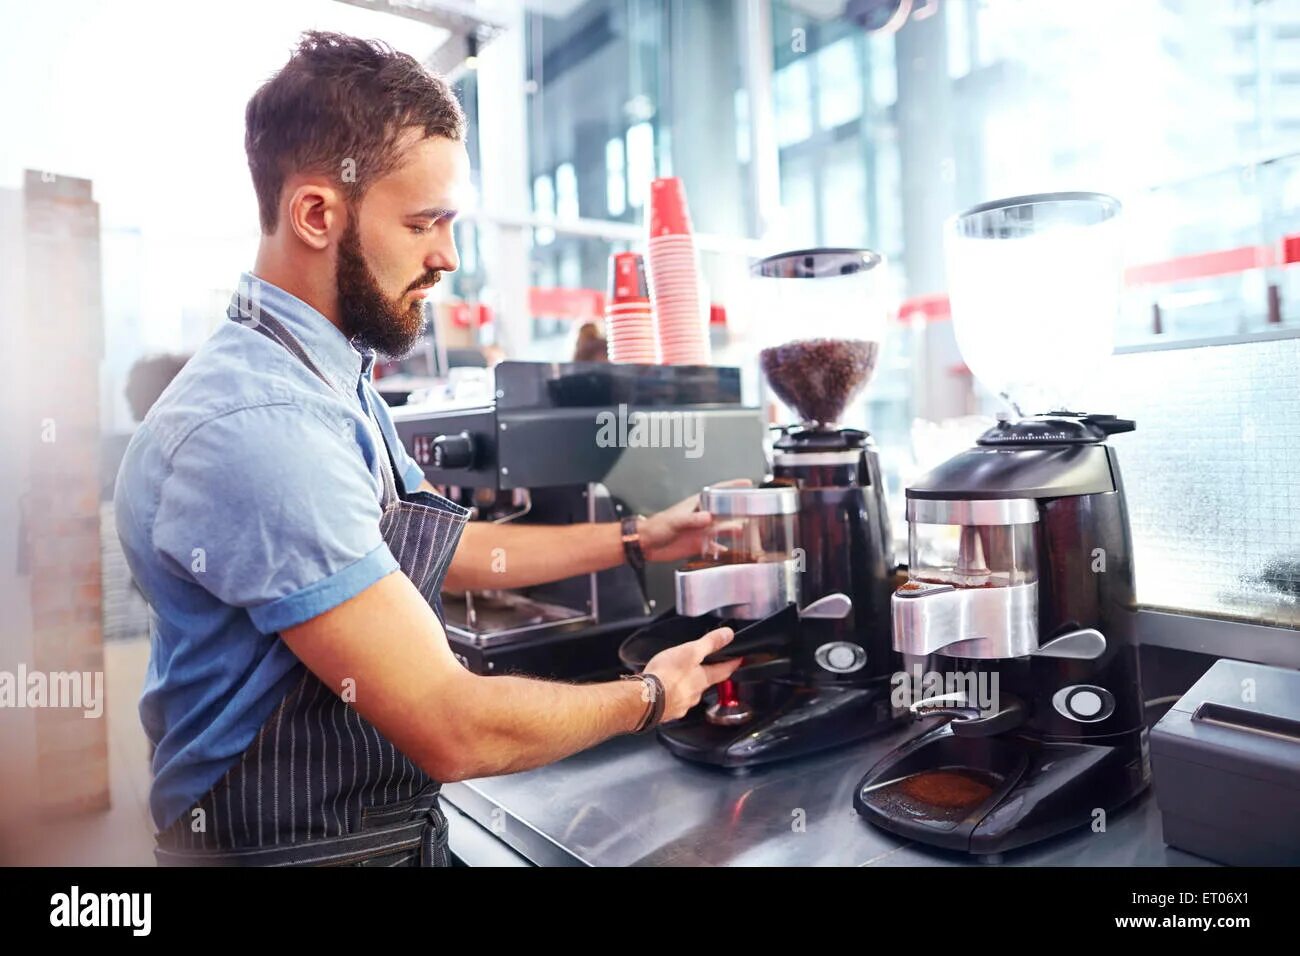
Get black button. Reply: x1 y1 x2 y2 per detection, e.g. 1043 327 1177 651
432 432 476 469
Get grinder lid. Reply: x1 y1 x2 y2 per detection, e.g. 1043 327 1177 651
700 484 799 516
977 412 1135 447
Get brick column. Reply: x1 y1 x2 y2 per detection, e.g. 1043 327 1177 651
22 170 110 817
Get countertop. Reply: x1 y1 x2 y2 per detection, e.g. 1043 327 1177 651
440 719 1212 867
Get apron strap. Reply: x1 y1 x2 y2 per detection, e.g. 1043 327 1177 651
229 303 403 504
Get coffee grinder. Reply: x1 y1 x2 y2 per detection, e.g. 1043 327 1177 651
620 248 903 768
853 193 1151 856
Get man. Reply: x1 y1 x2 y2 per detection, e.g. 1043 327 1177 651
115 32 741 867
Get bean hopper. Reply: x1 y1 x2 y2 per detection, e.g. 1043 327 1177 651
853 193 1150 857
620 248 904 768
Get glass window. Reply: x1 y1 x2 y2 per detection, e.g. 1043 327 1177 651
774 58 812 146
778 152 818 249
869 31 896 108
946 0 971 79
626 121 654 208
815 36 863 130
872 133 903 260
532 173 556 246
821 135 869 248
555 162 579 221
770 0 1300 350
735 87 751 165
605 137 626 217
524 0 750 235
497 0 1300 408
656 124 673 177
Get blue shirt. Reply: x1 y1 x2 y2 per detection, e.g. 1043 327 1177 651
114 273 431 830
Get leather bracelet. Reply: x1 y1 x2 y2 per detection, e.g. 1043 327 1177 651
638 673 666 734
621 673 665 734
620 674 653 732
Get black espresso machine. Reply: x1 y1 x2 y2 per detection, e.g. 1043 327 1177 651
392 360 767 679
620 248 905 768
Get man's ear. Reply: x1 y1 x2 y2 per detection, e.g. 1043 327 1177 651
284 182 344 251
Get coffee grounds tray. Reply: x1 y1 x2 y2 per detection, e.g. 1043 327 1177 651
854 727 1028 851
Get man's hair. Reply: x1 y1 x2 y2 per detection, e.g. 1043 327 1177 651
245 31 466 234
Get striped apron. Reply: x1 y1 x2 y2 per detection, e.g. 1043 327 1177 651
153 305 470 866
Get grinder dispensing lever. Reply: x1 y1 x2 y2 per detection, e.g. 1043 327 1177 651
700 593 852 665
911 689 1026 738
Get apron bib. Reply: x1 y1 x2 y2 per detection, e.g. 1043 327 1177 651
154 306 469 866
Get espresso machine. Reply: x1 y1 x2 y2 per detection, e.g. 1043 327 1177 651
854 192 1150 856
392 361 767 678
620 248 904 768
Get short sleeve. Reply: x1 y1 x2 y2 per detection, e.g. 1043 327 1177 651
152 403 398 633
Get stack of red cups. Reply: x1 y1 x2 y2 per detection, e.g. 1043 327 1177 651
605 251 657 364
646 177 711 365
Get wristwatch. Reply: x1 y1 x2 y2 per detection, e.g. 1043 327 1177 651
620 515 646 571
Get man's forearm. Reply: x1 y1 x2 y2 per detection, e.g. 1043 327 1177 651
444 520 627 591
281 569 652 786
436 672 647 781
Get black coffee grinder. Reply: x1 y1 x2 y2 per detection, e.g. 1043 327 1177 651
854 193 1150 855
620 248 903 768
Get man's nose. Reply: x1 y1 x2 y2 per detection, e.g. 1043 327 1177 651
428 232 459 274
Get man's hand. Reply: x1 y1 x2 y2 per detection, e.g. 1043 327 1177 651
643 627 743 722
640 477 754 563
442 477 758 591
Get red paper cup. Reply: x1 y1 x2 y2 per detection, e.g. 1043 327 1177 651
608 251 650 302
648 177 694 238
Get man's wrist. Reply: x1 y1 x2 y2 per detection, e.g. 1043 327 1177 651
620 673 664 734
620 514 648 568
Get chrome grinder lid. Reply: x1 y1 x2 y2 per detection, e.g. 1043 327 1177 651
699 484 799 516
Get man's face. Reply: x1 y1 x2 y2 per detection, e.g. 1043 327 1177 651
336 133 470 358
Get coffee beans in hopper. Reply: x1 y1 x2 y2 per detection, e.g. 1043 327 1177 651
760 338 880 426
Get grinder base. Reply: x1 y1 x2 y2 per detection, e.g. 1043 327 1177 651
854 721 1150 855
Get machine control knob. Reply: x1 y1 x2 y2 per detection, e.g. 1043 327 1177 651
1051 684 1115 723
431 431 476 470
815 642 867 674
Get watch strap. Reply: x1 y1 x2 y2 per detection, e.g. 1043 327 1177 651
620 515 646 571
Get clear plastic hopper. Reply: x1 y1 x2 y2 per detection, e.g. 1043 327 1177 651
750 249 890 429
945 192 1123 416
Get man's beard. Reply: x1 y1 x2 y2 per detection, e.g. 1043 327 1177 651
336 217 440 358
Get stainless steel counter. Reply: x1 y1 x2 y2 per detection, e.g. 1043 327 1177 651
441 720 1212 867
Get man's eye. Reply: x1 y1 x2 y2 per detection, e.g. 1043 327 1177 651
409 223 432 235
